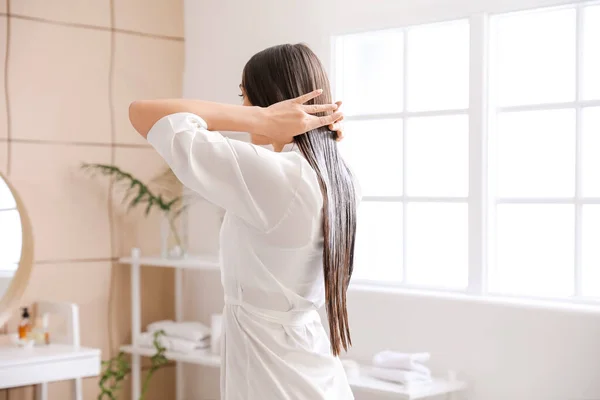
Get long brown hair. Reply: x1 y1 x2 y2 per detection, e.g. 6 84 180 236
242 43 357 356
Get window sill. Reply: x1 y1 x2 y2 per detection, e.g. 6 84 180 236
349 282 600 315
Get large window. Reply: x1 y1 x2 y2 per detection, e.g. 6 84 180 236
335 2 600 302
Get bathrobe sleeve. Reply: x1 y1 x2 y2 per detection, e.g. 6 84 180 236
147 112 306 231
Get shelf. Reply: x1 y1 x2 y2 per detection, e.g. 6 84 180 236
118 255 220 270
120 346 465 399
0 344 100 389
120 345 221 368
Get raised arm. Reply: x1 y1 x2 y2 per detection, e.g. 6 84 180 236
129 99 263 139
128 90 342 141
131 92 342 231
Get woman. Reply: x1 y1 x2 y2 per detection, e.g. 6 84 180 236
129 43 357 399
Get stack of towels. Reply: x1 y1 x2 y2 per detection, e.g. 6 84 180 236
369 351 432 385
138 320 211 354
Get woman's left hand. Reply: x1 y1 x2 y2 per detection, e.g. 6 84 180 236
258 90 343 141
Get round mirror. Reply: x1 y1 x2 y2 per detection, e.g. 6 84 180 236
0 172 33 327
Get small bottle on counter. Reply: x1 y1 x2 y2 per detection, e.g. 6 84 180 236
18 307 31 340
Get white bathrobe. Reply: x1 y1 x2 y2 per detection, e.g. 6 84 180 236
148 112 354 400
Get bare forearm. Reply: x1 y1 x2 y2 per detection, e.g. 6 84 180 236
129 99 265 138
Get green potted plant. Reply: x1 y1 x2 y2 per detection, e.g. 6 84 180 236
81 163 188 258
98 330 169 400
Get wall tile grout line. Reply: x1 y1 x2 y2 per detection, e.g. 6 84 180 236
0 12 184 42
112 25 184 42
107 0 118 360
0 137 151 148
3 0 11 175
108 0 117 265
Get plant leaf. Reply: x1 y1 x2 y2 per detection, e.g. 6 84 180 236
82 163 183 219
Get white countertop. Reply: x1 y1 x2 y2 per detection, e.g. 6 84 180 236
0 344 101 389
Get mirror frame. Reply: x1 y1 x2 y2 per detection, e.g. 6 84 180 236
0 172 34 327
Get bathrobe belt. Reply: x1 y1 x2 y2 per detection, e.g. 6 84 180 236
224 296 321 327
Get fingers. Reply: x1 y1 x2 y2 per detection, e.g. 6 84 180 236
302 103 339 114
328 102 344 125
326 101 345 140
328 103 344 130
329 121 343 132
328 115 344 130
329 118 344 141
328 114 344 126
293 89 324 104
304 112 342 132
318 111 344 128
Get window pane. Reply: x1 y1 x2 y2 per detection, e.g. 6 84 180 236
340 119 403 196
582 205 600 297
407 20 469 111
337 30 404 116
583 5 600 100
582 107 600 197
0 209 22 264
494 8 576 106
406 203 468 288
353 202 403 282
406 115 468 197
491 204 574 297
496 109 575 197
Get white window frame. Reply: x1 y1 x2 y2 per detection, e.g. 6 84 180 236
487 1 600 301
333 0 600 305
334 19 471 290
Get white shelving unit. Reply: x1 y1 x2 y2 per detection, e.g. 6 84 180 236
118 248 220 400
119 254 220 270
119 248 467 400
120 345 220 368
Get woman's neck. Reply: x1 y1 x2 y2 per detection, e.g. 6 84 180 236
272 142 289 152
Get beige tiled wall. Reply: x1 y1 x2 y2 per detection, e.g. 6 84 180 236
0 0 184 399
113 33 184 145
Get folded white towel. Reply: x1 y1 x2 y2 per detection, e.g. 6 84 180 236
138 332 209 354
368 366 432 385
372 351 431 373
147 320 210 342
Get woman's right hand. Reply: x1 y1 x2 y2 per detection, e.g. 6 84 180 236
329 101 344 141
258 90 343 142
